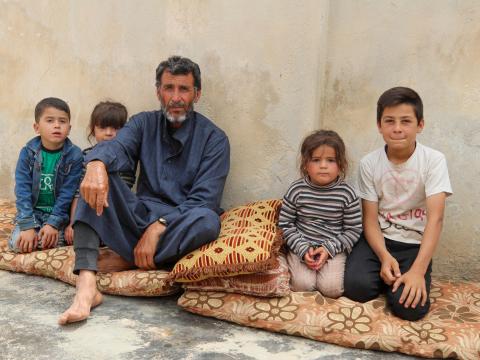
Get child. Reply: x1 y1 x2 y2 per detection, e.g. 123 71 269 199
8 97 83 253
278 130 362 298
64 101 135 244
344 87 452 321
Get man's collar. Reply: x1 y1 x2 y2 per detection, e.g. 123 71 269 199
161 111 195 148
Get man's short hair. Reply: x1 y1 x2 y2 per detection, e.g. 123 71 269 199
34 97 71 122
155 56 201 90
377 87 423 124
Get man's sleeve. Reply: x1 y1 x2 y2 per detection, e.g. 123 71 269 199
14 147 36 230
162 133 230 225
84 116 142 172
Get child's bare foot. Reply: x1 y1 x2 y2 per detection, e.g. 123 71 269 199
58 270 103 325
97 247 135 272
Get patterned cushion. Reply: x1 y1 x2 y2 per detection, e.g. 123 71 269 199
0 200 179 296
178 280 480 359
168 199 283 283
182 250 290 297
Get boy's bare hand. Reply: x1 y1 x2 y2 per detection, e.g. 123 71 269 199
380 255 401 285
64 224 74 245
134 222 166 270
18 229 38 253
39 224 59 249
392 269 428 308
81 161 109 216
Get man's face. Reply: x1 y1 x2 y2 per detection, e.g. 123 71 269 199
156 71 201 125
34 106 71 150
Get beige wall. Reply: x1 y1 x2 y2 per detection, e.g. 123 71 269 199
1 0 478 279
321 1 480 280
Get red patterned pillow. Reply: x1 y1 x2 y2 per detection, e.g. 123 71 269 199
168 199 283 282
182 251 290 297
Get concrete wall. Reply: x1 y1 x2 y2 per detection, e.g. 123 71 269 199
321 1 480 280
1 0 478 279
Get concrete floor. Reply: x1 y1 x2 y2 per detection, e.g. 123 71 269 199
0 271 421 360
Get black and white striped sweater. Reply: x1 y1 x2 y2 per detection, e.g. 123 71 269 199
278 176 362 259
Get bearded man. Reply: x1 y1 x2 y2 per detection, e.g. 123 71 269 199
59 56 230 324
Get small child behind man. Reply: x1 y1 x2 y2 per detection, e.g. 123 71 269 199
344 87 452 321
64 101 135 244
8 97 83 253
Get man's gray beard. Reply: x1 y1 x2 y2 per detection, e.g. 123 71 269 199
161 105 193 125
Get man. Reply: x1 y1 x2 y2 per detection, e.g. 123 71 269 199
59 56 230 325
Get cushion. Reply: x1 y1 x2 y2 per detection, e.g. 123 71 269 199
168 199 283 283
0 200 179 297
182 250 290 297
178 280 480 359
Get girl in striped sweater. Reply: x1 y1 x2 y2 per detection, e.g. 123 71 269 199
279 130 362 298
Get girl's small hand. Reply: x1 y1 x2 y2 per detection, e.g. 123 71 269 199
310 247 329 270
304 247 318 270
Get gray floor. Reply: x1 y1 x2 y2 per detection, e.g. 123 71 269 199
0 270 421 360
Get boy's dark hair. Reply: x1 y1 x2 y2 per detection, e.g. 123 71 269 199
155 56 201 90
377 87 423 124
34 97 70 122
300 130 348 179
88 101 128 143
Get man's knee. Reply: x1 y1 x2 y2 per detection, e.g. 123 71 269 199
387 287 430 321
188 207 221 238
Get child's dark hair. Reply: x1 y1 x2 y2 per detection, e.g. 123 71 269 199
300 130 348 178
88 101 128 143
377 87 423 124
34 97 70 122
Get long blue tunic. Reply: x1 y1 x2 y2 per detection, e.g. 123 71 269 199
74 110 230 265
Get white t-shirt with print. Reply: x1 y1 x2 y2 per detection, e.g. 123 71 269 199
357 142 452 244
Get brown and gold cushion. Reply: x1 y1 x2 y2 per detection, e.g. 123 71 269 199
182 250 290 297
0 200 179 296
178 280 480 359
168 199 283 283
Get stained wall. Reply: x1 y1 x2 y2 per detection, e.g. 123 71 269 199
1 0 477 279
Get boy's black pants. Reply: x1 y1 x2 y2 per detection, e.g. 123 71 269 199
344 233 432 321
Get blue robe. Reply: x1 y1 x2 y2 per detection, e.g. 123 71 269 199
74 110 230 266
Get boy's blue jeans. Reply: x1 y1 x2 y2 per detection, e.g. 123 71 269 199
8 209 66 252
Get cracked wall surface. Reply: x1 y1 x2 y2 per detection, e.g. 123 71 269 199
0 0 478 279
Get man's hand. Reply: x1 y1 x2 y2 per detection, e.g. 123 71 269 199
80 161 109 216
380 254 401 285
39 224 59 249
133 221 166 270
64 224 74 245
18 229 38 253
304 247 329 271
392 269 428 308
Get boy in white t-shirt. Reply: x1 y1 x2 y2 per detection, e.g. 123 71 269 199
344 87 452 321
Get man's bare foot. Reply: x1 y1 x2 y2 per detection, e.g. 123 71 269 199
58 270 103 325
97 247 135 272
